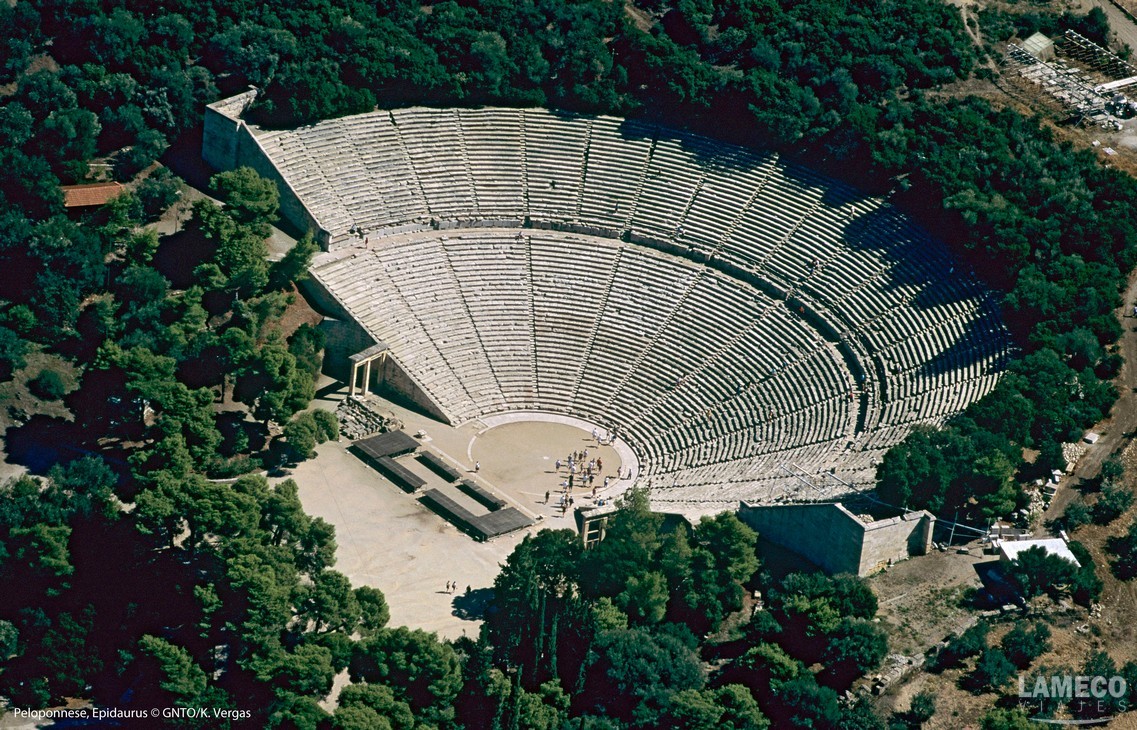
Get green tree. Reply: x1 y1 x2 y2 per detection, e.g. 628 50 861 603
659 685 769 729
0 326 27 380
0 620 17 660
355 586 390 636
1001 621 1051 669
1008 546 1078 600
1109 519 1137 579
1062 500 1091 532
209 167 280 236
268 233 319 290
968 648 1016 692
617 571 668 625
135 635 228 713
820 619 888 687
335 683 415 730
583 626 705 724
1092 482 1134 525
28 368 66 400
349 627 462 726
296 570 361 635
487 529 582 685
233 335 314 424
283 412 319 461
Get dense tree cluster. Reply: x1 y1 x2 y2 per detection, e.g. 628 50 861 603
460 489 886 730
0 157 328 719
0 458 405 724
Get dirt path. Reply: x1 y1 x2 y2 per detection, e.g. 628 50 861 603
1042 268 1137 528
945 0 985 52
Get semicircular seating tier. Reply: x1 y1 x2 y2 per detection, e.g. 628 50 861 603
249 107 1014 512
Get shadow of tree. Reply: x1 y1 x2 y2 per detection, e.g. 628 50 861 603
452 587 494 622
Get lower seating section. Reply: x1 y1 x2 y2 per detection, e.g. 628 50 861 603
266 107 1015 509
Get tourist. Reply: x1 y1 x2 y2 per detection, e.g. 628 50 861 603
544 490 550 504
474 461 480 473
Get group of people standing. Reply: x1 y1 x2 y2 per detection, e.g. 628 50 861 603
541 431 632 516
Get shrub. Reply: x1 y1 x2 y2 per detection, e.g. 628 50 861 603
934 622 988 671
284 412 318 461
1093 483 1134 525
1108 520 1137 580
967 648 1016 692
1001 621 1051 669
312 409 339 442
907 690 936 726
1062 501 1091 531
29 368 66 400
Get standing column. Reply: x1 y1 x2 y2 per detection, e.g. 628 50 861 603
349 362 358 399
363 358 373 398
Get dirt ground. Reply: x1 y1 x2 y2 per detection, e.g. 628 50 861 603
869 549 989 657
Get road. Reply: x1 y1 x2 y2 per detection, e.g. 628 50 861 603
1093 0 1137 55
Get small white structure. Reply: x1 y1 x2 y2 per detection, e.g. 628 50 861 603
997 537 1080 568
1083 432 1101 445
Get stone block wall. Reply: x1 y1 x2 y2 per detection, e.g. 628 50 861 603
202 91 327 248
738 502 935 577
